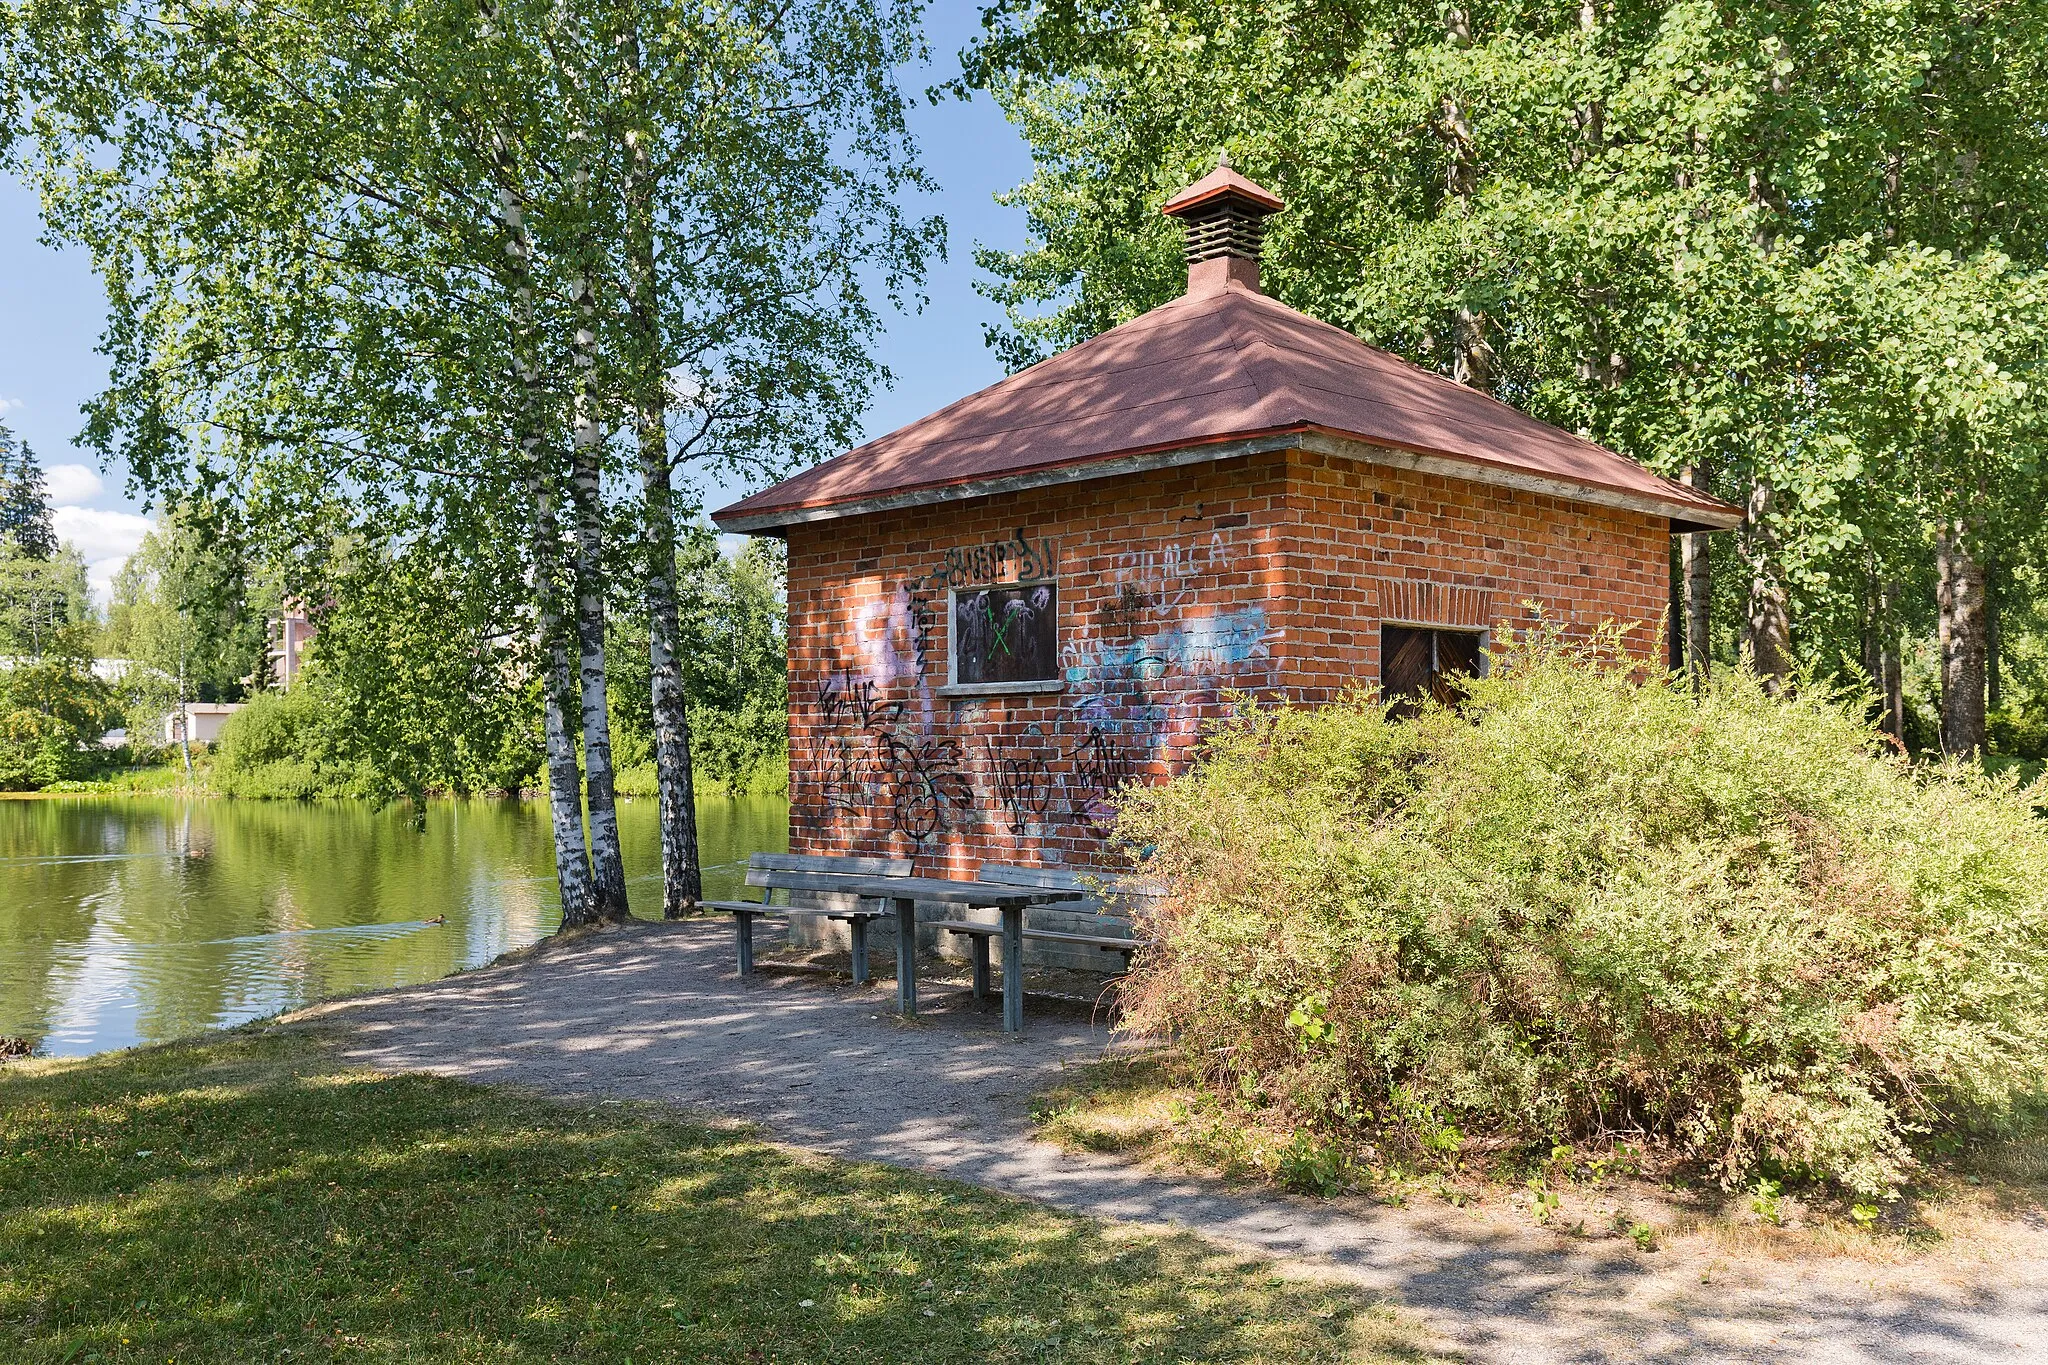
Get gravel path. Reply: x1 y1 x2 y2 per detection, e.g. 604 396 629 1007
307 919 2048 1364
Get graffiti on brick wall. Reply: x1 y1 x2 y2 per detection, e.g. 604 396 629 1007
875 732 972 842
1064 724 1138 837
813 523 1271 848
984 728 1056 836
1107 531 1234 613
980 722 1138 839
816 666 972 842
942 529 1056 587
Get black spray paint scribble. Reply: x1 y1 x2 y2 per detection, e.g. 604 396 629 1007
941 528 1056 587
817 668 971 842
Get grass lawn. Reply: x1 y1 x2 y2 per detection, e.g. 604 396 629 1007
0 1029 1439 1364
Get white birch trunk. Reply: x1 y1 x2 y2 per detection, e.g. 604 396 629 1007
619 26 701 918
551 7 629 920
566 249 629 919
480 10 594 926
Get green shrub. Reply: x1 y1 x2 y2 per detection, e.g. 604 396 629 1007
1990 705 2048 763
0 658 120 790
1113 625 2048 1198
210 685 372 799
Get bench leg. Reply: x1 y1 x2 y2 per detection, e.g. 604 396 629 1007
971 933 991 1003
1001 905 1024 1034
894 897 917 1018
736 911 756 976
849 916 869 986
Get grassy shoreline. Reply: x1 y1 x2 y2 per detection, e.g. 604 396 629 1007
0 1027 1438 1364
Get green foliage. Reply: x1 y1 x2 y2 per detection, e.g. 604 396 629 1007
312 538 544 804
611 532 790 797
208 683 361 800
210 555 544 804
0 420 56 559
104 507 276 723
1990 707 2048 766
681 536 791 798
1114 627 2048 1198
0 543 90 659
0 657 120 790
962 0 2048 701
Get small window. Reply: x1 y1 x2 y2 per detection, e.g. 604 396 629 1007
951 583 1059 690
1382 624 1484 719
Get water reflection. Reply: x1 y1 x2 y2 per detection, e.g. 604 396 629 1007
0 794 788 1057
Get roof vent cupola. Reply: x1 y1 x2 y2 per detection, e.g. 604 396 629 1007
1160 153 1285 298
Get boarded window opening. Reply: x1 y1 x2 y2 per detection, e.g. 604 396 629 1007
953 583 1059 687
1382 624 1484 718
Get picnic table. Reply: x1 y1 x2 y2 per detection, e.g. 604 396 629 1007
740 868 1087 1032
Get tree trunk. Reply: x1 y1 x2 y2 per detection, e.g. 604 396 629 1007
1986 557 2002 715
569 356 631 922
1936 518 1988 755
1861 565 1905 747
539 541 596 927
483 33 594 928
527 453 595 927
621 26 700 919
1881 611 1904 745
553 22 630 922
1679 467 1711 687
1740 477 1792 690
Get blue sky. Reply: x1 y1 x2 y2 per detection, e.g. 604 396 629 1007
0 2 1035 600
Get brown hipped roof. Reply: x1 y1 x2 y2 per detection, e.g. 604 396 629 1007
712 279 1743 535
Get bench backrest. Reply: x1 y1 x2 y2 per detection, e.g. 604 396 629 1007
976 862 1165 917
749 852 913 877
745 851 913 904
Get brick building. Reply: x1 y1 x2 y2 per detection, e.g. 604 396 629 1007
714 162 1741 882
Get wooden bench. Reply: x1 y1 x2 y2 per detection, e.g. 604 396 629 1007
702 853 913 984
938 863 1162 1001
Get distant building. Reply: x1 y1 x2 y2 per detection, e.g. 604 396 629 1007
270 605 315 688
163 702 242 746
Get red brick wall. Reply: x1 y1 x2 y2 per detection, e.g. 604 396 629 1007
782 445 1670 874
1274 449 1672 700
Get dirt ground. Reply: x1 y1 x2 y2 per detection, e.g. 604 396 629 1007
299 917 2048 1364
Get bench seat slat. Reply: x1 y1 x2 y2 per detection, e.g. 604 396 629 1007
1026 929 1156 950
707 900 883 922
937 921 1149 952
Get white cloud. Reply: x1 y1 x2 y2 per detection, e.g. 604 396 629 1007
53 505 154 604
0 397 21 417
44 463 103 506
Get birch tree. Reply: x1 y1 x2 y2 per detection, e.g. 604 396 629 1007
3 0 936 919
2 0 609 916
544 0 936 917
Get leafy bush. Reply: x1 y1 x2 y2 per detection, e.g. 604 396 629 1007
1113 626 2048 1198
210 683 373 799
1990 705 2048 763
0 657 120 789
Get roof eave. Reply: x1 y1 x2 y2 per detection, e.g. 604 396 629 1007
712 426 1744 535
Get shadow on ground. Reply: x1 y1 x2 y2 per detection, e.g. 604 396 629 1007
314 918 2048 1365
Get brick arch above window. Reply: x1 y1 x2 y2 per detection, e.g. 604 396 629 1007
1372 579 1495 631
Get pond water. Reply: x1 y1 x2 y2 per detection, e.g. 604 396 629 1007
0 794 788 1058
